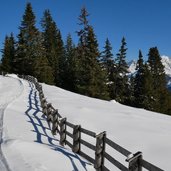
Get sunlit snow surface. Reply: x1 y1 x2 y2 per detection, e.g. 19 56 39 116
1 75 94 171
0 75 171 170
42 83 171 171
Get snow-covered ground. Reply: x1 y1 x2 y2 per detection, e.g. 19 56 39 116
0 74 171 170
42 83 171 171
0 75 94 171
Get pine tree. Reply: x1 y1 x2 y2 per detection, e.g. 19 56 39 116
142 62 154 110
41 9 60 85
147 47 167 112
64 34 76 91
75 7 89 94
75 7 109 99
134 50 145 107
86 26 109 99
57 30 65 87
1 33 16 73
16 2 39 75
101 38 118 99
101 38 114 75
33 32 54 84
114 37 129 103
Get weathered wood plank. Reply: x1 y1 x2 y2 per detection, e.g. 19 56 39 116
105 137 131 157
65 140 73 149
80 127 96 137
141 159 164 171
66 131 73 138
102 165 110 171
79 151 95 164
66 121 75 128
80 139 96 151
104 152 129 171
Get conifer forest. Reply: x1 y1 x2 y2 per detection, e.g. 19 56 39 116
1 2 171 115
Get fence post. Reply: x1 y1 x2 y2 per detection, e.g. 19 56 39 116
95 131 106 171
126 151 142 171
39 91 44 100
41 98 47 116
72 125 81 153
47 103 53 123
60 118 67 146
52 109 59 135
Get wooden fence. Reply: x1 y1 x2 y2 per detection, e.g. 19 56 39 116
21 75 164 171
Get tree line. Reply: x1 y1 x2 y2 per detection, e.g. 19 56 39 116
0 2 171 115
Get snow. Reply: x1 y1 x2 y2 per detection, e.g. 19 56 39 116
0 74 171 170
0 75 94 171
128 60 137 73
42 83 171 171
161 55 171 77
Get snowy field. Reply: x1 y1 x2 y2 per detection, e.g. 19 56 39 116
0 75 94 171
0 74 171 170
42 83 171 171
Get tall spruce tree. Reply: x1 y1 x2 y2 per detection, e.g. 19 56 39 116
101 38 114 81
41 10 61 85
16 2 39 75
76 7 109 99
142 62 154 110
64 34 76 91
101 38 115 98
134 50 145 107
87 26 109 99
33 32 54 84
114 37 129 103
1 33 15 73
57 30 65 87
147 47 167 112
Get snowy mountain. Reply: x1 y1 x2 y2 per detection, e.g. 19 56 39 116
128 55 171 88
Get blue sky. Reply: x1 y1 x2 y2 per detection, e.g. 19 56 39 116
0 0 171 61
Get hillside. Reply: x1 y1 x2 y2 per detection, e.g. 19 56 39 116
42 79 171 170
0 75 94 171
0 75 171 170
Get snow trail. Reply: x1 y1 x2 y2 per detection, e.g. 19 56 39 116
0 75 24 171
2 77 94 171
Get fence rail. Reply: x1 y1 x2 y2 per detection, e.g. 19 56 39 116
20 75 164 171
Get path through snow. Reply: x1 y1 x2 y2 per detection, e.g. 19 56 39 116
0 75 23 171
1 76 94 171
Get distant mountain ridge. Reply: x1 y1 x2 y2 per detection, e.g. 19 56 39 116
128 55 171 88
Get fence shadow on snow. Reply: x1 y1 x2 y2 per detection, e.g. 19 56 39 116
25 81 90 171
20 75 164 171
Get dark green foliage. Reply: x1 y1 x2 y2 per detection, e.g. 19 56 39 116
15 2 39 75
56 31 65 87
113 37 129 103
86 26 109 99
147 47 168 113
101 38 116 98
33 56 54 85
41 10 60 85
134 50 146 107
1 34 16 73
64 34 77 91
142 63 155 110
75 7 109 99
32 32 54 84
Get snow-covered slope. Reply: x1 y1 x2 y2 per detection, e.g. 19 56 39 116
42 83 171 171
0 75 94 171
128 55 171 87
1 75 171 170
